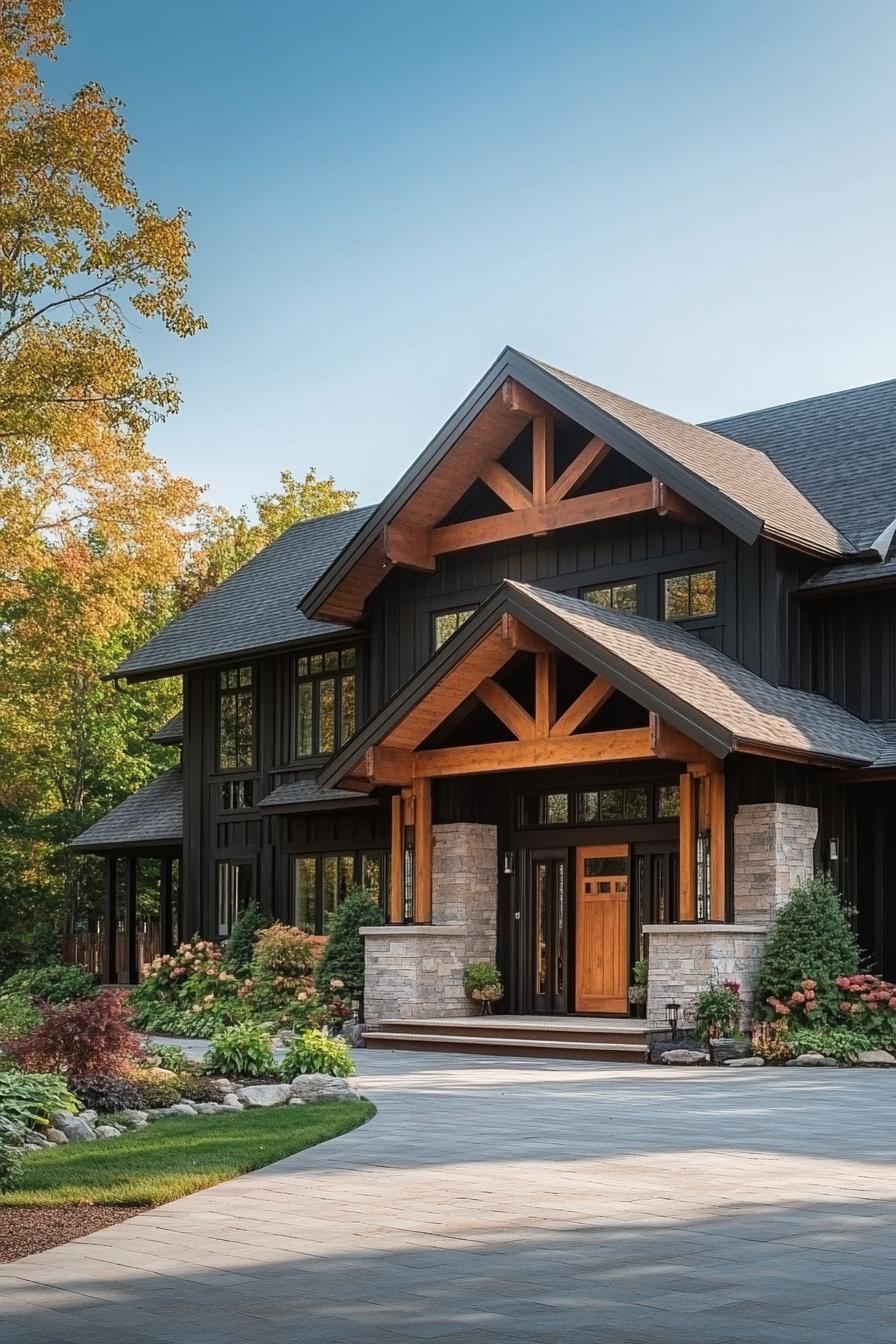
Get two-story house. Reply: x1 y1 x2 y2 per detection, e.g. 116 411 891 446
72 348 896 1055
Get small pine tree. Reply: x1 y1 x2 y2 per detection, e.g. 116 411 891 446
754 873 861 1010
223 902 271 975
316 886 383 992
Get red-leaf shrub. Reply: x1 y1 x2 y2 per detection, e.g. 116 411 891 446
8 990 143 1078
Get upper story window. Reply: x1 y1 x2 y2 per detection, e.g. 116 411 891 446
664 568 717 620
220 779 255 811
582 581 638 614
217 666 254 770
433 607 476 650
296 647 356 757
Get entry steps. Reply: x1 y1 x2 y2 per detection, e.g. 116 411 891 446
364 1015 650 1063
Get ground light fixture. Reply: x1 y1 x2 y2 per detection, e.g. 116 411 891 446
665 1000 681 1041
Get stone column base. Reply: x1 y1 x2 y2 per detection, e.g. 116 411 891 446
644 924 768 1030
361 926 482 1027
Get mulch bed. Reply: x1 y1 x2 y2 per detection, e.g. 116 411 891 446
0 1205 136 1262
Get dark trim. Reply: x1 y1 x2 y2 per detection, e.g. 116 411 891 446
259 795 380 815
69 839 182 855
126 856 139 985
113 629 366 686
104 856 117 985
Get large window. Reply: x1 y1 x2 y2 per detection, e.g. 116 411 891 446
296 648 356 757
582 581 638 614
433 607 476 650
292 850 389 935
218 666 254 770
519 783 678 828
216 859 254 936
664 569 717 620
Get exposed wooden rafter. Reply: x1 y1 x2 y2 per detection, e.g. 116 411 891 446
479 461 533 512
534 653 557 736
546 436 609 504
475 678 536 739
649 712 719 767
652 478 709 527
551 677 613 737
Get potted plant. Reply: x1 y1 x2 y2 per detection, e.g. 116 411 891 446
628 958 648 1018
463 962 503 1015
694 979 749 1063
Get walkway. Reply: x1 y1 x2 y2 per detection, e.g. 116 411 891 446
2 1050 896 1343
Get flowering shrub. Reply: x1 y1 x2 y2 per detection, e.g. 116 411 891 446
833 973 896 1050
280 1029 355 1079
6 990 142 1078
765 977 826 1024
129 936 249 1034
251 923 320 979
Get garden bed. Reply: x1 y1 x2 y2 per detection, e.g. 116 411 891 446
0 1204 134 1262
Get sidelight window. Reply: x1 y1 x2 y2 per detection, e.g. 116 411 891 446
296 647 356 757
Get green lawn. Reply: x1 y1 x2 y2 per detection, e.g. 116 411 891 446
0 1100 375 1207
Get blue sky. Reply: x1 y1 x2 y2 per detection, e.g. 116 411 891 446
47 1 896 511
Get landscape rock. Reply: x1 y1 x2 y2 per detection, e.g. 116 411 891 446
724 1056 765 1067
786 1053 839 1067
220 1093 243 1109
856 1050 896 1066
150 1102 198 1118
79 1110 98 1125
94 1125 122 1139
210 1077 235 1097
659 1049 709 1066
44 1128 68 1144
289 1073 361 1101
26 1134 53 1147
237 1084 294 1108
117 1110 149 1127
288 1096 306 1105
49 1112 98 1142
194 1102 227 1114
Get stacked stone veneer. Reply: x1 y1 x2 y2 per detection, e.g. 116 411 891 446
646 803 818 1030
362 823 497 1027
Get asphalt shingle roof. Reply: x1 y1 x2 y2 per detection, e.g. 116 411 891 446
529 356 852 556
705 379 896 555
114 506 376 680
512 583 883 766
149 711 183 744
257 778 376 810
69 769 183 850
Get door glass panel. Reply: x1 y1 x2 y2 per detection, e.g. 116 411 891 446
534 861 549 998
555 861 565 994
584 856 627 877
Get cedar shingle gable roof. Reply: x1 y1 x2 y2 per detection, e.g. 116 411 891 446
257 778 378 811
69 769 183 851
114 506 376 681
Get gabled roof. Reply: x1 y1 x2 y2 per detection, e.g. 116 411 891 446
320 581 883 785
69 769 183 852
149 711 183 744
113 506 376 681
705 378 896 556
800 544 896 595
302 349 857 623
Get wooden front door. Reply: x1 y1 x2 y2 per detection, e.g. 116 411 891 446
575 844 629 1014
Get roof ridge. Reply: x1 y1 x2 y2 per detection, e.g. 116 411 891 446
704 376 896 428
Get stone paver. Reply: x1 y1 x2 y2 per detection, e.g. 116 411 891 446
2 1050 896 1342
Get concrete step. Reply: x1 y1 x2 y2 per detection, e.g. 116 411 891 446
378 1018 649 1047
363 1029 649 1063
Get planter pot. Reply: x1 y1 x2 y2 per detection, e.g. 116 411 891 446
471 986 503 1016
709 1037 750 1065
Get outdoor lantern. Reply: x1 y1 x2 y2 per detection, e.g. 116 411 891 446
829 837 839 862
665 1000 681 1041
503 851 515 876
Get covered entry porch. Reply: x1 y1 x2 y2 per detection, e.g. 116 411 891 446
321 579 880 1040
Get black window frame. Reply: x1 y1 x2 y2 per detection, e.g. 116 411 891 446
432 606 477 652
518 783 679 829
295 645 357 760
219 779 256 812
215 856 255 937
663 567 718 621
290 849 390 935
216 664 255 772
581 579 639 615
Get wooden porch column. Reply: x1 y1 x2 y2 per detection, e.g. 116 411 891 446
678 771 696 920
126 855 139 985
104 855 118 985
707 770 727 922
389 794 404 924
413 776 433 924
160 857 174 955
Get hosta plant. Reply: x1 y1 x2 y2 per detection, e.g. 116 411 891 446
2 964 98 1005
202 1023 275 1078
0 1070 80 1129
280 1029 355 1079
786 1024 872 1064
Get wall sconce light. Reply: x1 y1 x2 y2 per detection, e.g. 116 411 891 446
665 1001 681 1041
829 837 839 862
503 851 515 876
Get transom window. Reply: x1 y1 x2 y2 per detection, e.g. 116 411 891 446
519 783 679 828
220 779 254 811
582 581 638 614
664 569 717 620
292 850 389 935
216 859 254 936
296 647 356 757
217 666 254 770
433 607 476 650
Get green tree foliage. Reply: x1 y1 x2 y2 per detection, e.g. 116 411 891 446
315 886 383 993
754 873 861 1011
223 903 271 977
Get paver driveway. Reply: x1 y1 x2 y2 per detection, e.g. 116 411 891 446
2 1050 896 1344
